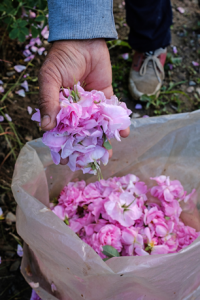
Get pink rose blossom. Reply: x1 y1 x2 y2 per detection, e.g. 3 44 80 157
52 174 199 259
32 83 131 174
122 228 144 255
104 191 142 227
97 224 122 253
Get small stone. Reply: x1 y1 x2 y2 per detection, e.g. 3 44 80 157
187 87 194 93
196 88 200 96
131 113 141 118
25 136 33 141
189 81 196 86
8 92 14 98
6 212 16 224
5 63 12 69
10 260 20 272
6 71 15 77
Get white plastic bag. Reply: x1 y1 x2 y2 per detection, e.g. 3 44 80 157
12 111 200 300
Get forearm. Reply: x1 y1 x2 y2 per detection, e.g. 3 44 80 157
47 0 117 42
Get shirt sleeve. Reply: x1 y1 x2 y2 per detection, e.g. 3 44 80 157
47 0 118 42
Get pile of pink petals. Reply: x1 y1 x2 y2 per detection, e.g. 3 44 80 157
32 83 132 174
52 175 199 258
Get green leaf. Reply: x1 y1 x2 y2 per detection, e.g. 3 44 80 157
38 0 48 10
18 31 26 43
145 246 151 251
21 27 29 36
102 245 120 258
167 80 187 91
35 15 46 22
31 26 39 38
64 217 69 225
146 102 151 109
3 16 11 24
0 5 5 11
171 57 182 65
31 77 38 82
12 9 18 16
18 19 28 27
107 40 131 50
140 95 152 102
103 258 110 262
11 21 18 28
103 139 112 150
9 28 19 39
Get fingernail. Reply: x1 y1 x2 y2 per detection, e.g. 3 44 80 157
41 115 50 128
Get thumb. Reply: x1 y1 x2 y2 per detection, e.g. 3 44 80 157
38 60 61 130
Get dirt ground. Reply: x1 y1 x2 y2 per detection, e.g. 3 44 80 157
1 0 200 299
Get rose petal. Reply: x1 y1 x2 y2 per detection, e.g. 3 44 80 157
177 7 185 13
121 53 129 60
29 282 39 289
27 106 33 115
24 55 35 62
23 49 32 57
29 11 36 18
5 113 12 122
14 65 26 73
173 46 177 54
17 244 23 257
38 47 45 55
192 61 199 67
41 25 49 39
135 104 142 109
21 80 29 92
31 46 38 53
30 289 42 300
16 89 26 97
51 283 57 292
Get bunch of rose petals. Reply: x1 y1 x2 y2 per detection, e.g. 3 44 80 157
32 83 132 175
51 175 199 258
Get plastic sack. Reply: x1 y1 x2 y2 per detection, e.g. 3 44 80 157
12 110 200 300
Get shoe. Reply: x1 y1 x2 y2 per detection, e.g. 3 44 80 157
128 48 167 100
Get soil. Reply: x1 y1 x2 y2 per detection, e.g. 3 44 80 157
1 0 200 299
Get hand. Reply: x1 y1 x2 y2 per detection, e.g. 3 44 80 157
180 208 200 231
38 39 130 164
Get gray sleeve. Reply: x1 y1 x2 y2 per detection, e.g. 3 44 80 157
47 0 118 42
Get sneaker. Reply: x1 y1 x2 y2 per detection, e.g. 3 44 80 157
128 48 167 100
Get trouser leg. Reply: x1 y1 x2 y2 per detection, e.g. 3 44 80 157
125 0 173 52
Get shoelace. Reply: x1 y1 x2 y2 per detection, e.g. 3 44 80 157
139 54 165 83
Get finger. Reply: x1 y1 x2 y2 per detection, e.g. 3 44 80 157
60 157 69 165
180 210 200 231
120 127 130 138
100 86 113 99
108 148 113 159
83 40 113 99
39 58 62 131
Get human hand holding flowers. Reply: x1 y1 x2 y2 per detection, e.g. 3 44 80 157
36 39 131 172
